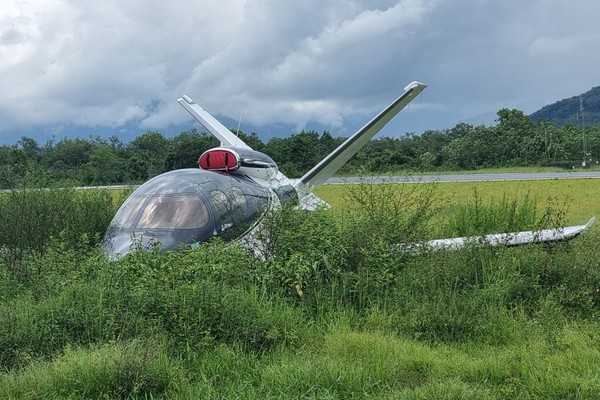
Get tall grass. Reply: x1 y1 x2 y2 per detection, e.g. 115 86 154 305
441 189 572 237
0 184 120 283
1 180 599 398
0 339 180 399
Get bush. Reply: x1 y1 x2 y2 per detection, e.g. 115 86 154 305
107 245 307 352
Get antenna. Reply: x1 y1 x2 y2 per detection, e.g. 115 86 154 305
236 115 242 147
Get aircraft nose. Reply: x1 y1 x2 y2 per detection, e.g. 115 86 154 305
102 232 164 261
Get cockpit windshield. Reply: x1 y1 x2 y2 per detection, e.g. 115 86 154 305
113 195 209 230
103 168 276 260
111 196 146 229
138 195 209 229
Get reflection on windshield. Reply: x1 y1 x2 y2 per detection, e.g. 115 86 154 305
135 195 209 229
210 190 231 223
230 187 248 213
112 196 146 229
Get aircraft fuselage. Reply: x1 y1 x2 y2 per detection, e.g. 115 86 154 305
101 168 283 259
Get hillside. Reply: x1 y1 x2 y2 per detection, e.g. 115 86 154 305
529 86 600 126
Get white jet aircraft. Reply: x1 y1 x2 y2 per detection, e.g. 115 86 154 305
102 82 595 260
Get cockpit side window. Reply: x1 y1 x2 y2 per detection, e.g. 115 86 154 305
230 187 248 214
112 196 146 229
244 186 269 211
210 188 248 232
136 195 209 229
210 190 232 225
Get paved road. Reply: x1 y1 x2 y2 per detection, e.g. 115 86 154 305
326 171 600 184
5 172 599 193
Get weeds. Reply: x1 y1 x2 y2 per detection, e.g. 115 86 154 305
0 180 599 398
0 339 180 399
444 189 541 236
0 184 117 282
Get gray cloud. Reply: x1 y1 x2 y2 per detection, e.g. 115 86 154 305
1 0 599 141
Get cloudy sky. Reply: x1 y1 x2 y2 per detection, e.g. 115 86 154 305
1 0 599 144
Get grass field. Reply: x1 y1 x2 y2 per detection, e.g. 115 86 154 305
1 178 600 398
317 178 600 225
335 165 600 177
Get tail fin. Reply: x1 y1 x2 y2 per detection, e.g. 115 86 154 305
178 95 252 150
300 81 427 189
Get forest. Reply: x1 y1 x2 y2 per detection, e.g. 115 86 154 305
1 107 599 189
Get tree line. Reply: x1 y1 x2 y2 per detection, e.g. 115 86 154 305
2 108 599 189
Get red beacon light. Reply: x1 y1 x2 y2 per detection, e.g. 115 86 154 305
199 148 241 172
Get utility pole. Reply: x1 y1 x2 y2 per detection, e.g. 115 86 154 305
579 96 590 168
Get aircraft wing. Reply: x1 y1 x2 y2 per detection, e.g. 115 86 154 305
407 217 596 253
178 95 252 150
300 81 427 189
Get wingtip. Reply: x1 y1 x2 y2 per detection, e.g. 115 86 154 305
584 216 596 231
179 95 194 104
404 81 427 91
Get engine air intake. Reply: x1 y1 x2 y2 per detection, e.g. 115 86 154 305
199 148 240 171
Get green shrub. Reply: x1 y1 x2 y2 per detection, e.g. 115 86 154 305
106 244 307 352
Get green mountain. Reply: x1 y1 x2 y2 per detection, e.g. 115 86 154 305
529 86 600 126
